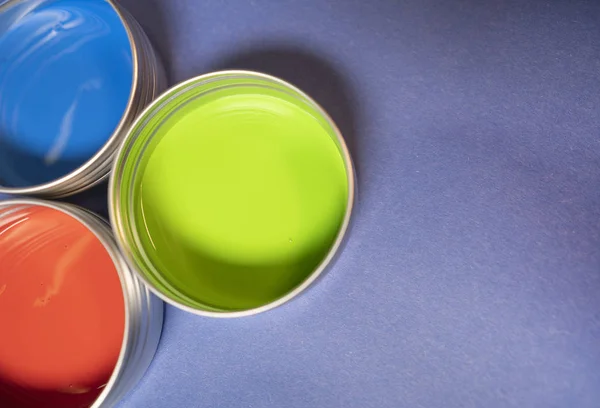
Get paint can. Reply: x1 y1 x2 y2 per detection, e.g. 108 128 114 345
0 199 164 407
0 0 166 197
110 70 356 317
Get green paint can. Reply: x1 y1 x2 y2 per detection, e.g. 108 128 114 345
110 71 355 317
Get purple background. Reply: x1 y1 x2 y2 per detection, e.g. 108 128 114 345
3 0 600 406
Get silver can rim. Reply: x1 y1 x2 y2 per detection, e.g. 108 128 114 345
109 69 357 318
0 198 154 407
0 0 141 196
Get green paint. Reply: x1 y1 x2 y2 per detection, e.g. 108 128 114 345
132 84 349 311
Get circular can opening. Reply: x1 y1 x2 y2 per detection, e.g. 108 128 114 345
0 204 125 408
111 71 355 317
0 0 134 191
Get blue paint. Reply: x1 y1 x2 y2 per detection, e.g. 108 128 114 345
0 0 133 187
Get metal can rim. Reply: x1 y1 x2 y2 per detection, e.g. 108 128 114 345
0 0 142 197
109 69 357 318
0 198 164 407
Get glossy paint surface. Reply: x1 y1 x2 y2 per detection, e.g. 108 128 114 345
0 205 125 408
0 0 133 187
135 88 349 311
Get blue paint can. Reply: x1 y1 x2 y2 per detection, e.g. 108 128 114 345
0 0 166 197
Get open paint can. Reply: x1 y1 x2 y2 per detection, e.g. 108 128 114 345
0 0 166 198
110 71 356 317
0 199 163 407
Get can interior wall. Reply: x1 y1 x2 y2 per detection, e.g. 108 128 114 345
0 200 164 408
110 70 356 318
0 0 167 198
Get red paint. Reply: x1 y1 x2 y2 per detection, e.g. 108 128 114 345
0 205 125 408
